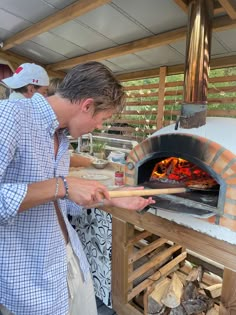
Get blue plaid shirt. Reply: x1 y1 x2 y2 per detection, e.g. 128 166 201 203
0 93 90 315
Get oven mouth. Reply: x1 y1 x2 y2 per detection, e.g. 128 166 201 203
149 157 219 190
138 156 220 218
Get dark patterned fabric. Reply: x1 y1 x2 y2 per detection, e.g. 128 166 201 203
69 208 112 307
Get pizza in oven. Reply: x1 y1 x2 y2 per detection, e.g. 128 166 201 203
185 178 218 189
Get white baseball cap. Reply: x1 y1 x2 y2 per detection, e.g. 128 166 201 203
2 63 49 89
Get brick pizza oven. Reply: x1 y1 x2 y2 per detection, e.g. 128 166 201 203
125 119 236 232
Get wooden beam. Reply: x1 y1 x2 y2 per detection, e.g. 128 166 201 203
112 219 133 308
103 206 236 271
116 55 236 82
213 13 236 31
218 0 236 20
157 66 167 130
210 54 236 68
0 50 65 78
46 27 187 71
174 0 226 15
1 0 112 51
219 268 236 313
173 0 188 13
47 15 236 71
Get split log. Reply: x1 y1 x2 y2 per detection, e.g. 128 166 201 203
206 305 220 315
185 266 203 286
182 294 214 315
169 304 187 314
182 282 199 301
161 273 183 308
204 283 222 299
148 278 170 314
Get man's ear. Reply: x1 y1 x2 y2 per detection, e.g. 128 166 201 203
27 84 35 97
80 98 94 113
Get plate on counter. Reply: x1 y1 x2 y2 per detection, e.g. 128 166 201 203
81 174 111 181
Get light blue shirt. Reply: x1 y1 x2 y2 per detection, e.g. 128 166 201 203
0 93 90 315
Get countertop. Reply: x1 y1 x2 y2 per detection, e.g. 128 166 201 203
69 162 124 188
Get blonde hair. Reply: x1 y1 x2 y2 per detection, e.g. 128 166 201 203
57 62 125 114
47 78 63 96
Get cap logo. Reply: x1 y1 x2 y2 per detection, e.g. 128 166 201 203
15 66 23 74
33 79 39 83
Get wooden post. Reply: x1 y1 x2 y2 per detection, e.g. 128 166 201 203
112 218 142 315
156 66 167 130
219 268 236 314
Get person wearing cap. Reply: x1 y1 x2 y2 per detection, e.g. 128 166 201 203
2 63 49 99
0 61 155 315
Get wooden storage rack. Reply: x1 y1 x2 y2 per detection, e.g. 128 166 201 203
108 208 236 315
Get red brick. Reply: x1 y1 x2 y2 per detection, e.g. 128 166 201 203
219 216 236 232
204 141 222 165
223 202 236 216
225 187 236 200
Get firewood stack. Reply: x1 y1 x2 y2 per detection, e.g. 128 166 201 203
147 265 222 315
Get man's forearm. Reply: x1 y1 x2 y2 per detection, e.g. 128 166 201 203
19 178 65 211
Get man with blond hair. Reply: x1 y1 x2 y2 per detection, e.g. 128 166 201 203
0 61 155 315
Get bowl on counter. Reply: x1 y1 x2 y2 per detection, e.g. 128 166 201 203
92 159 109 169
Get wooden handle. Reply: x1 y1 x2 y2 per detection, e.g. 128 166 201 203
108 187 186 198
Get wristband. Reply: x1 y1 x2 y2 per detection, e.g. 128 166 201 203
59 176 69 199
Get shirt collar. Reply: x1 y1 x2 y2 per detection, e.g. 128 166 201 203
31 93 59 137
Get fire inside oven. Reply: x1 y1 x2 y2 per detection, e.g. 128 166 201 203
137 156 220 217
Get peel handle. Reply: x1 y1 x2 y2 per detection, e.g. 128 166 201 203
108 187 187 198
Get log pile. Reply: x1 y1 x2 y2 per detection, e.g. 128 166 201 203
146 264 222 315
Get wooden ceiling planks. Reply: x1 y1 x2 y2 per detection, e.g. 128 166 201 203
1 0 112 51
47 14 236 72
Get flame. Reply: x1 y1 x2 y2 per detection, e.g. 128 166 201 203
150 157 216 184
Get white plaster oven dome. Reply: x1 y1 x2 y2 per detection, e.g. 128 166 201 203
152 117 236 155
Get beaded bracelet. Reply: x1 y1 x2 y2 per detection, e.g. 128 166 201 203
59 176 69 199
54 177 60 201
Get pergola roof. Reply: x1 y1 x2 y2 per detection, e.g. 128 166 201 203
1 0 236 79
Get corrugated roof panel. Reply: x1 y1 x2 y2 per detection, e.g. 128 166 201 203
112 0 187 34
77 4 151 44
31 32 87 58
11 41 67 63
0 0 57 23
50 20 116 52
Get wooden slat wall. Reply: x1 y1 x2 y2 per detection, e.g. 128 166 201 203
101 79 160 142
99 67 236 142
164 72 236 126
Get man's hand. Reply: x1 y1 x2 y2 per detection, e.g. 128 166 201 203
107 186 156 211
66 176 110 207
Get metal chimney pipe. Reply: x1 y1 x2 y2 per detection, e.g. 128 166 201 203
180 0 213 129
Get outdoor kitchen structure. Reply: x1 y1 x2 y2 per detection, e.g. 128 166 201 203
109 1 236 314
1 0 236 314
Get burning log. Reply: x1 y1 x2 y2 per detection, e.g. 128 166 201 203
150 157 218 189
